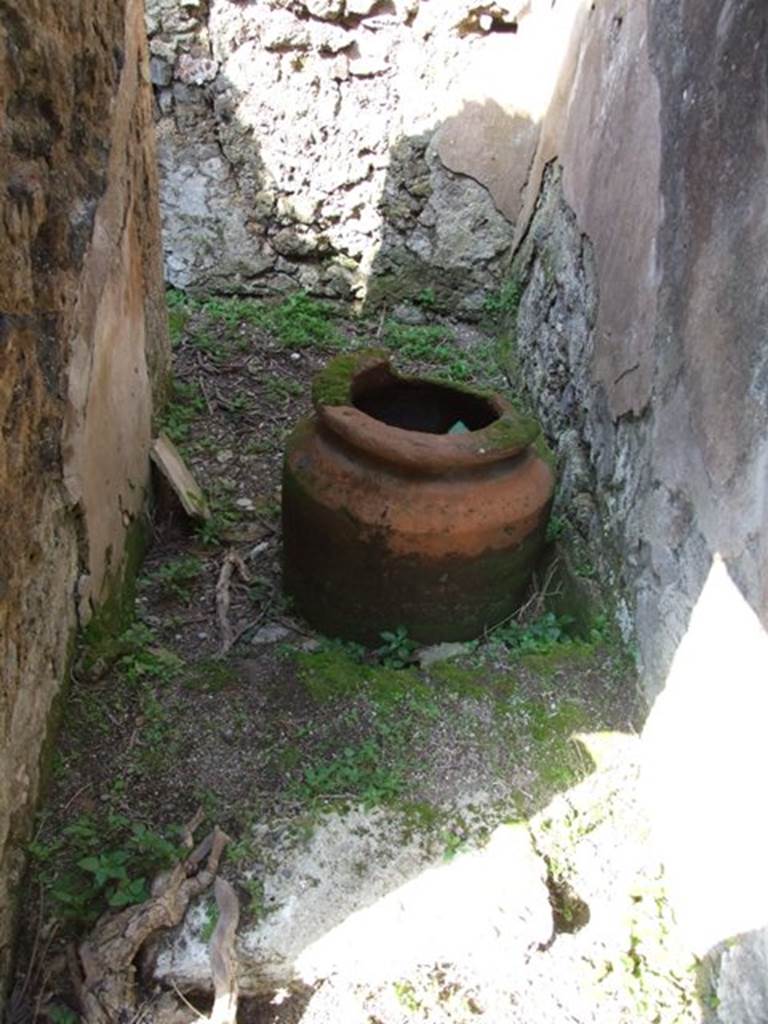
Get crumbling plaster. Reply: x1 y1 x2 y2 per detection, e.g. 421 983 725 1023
0 0 168 987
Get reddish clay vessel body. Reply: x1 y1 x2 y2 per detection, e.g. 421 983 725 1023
282 351 555 643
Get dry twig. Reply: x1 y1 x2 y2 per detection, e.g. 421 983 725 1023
215 551 251 656
207 878 240 1024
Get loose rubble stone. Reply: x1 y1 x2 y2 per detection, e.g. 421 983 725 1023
251 623 293 645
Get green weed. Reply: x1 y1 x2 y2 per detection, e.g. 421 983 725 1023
482 277 522 322
264 374 303 402
183 658 239 694
201 291 342 350
47 1006 79 1024
489 611 576 655
28 813 182 926
293 739 404 807
143 554 204 601
190 331 226 361
200 898 219 942
202 295 264 326
268 291 341 349
546 514 567 542
195 494 240 546
116 627 184 685
167 288 193 345
376 626 417 668
159 380 205 444
393 980 422 1013
223 392 251 415
243 877 272 921
383 321 454 363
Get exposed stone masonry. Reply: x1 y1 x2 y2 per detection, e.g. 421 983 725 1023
145 0 528 313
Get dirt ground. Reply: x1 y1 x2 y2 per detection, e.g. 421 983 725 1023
13 293 661 1023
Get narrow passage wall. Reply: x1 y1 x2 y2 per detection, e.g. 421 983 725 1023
0 0 168 986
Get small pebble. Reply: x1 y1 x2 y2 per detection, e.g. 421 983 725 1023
290 352 301 361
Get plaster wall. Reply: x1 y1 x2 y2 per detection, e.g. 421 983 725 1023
0 0 168 986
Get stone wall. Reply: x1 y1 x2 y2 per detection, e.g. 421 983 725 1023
505 0 768 694
145 0 568 314
499 2 768 1013
0 0 168 987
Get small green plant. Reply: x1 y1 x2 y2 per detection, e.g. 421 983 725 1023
264 373 304 402
195 494 240 546
47 1006 79 1024
200 898 219 942
269 291 342 349
224 392 251 414
203 292 341 349
166 288 193 345
202 295 265 327
545 514 567 542
144 554 204 600
78 850 149 907
482 277 522 322
383 321 453 362
160 380 205 444
294 740 403 807
574 558 597 579
243 877 272 921
393 980 422 1012
489 611 576 655
376 626 417 668
183 657 239 694
190 331 226 361
441 829 467 862
117 628 184 685
28 814 181 926
415 286 437 308
83 620 184 685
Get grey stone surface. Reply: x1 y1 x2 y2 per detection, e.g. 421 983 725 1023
154 808 552 994
713 928 768 1024
155 738 700 1022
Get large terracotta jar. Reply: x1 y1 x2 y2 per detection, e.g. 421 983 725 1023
282 350 555 644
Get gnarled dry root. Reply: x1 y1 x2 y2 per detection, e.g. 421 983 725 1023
74 810 237 1024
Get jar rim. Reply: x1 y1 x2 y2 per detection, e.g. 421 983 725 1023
313 351 541 472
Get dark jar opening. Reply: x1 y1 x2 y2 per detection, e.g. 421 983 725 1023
351 365 499 434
